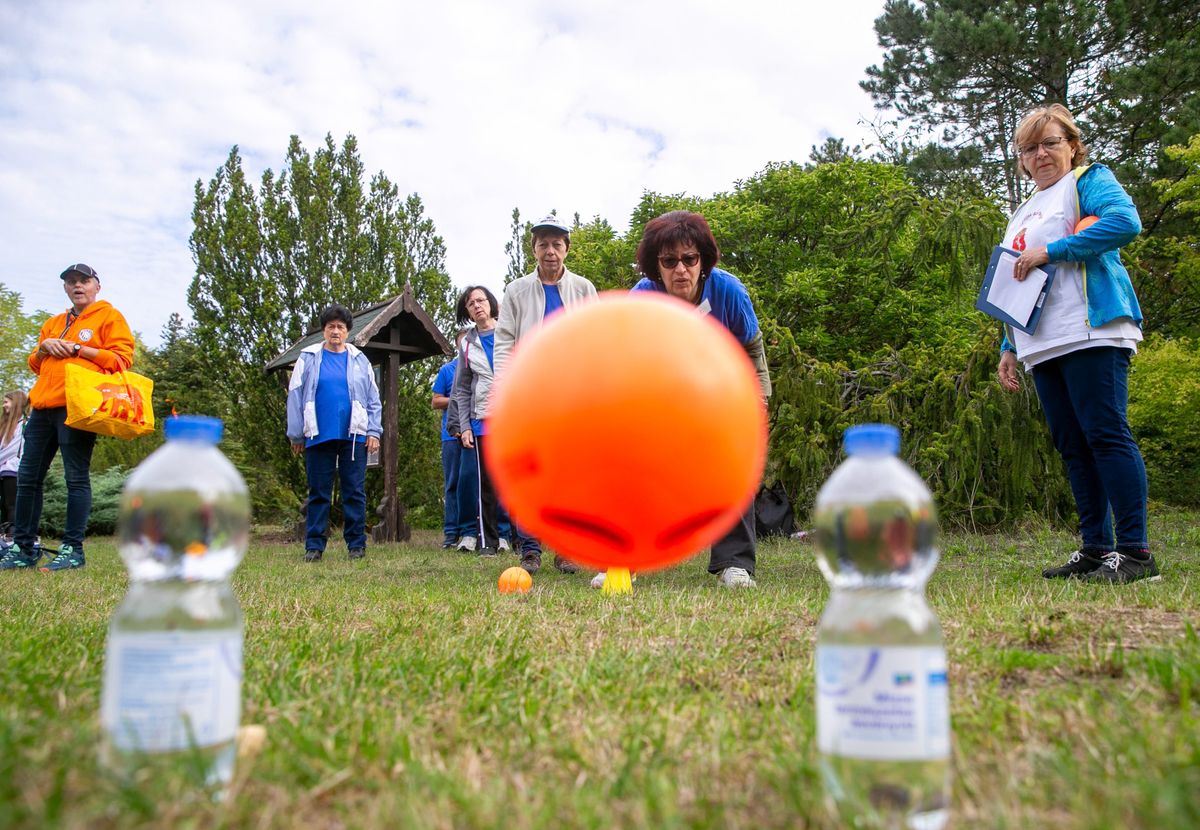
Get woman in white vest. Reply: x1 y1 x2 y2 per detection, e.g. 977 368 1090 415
997 104 1157 584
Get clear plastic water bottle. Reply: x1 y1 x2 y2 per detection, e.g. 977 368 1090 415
101 416 250 792
813 424 950 829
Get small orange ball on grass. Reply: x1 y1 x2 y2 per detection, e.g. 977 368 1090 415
498 566 533 594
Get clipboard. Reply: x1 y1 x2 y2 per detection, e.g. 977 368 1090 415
975 245 1057 334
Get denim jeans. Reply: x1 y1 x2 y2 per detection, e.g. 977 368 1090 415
14 407 97 552
440 439 461 543
304 439 368 552
1031 346 1148 551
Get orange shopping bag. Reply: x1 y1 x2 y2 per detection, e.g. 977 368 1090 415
64 363 155 439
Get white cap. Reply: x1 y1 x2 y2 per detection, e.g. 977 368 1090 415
530 214 570 236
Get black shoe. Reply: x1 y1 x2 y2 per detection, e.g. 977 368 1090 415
1042 550 1104 579
441 540 457 549
554 555 580 574
478 547 498 558
304 550 323 562
348 548 366 560
520 552 541 574
1086 551 1161 584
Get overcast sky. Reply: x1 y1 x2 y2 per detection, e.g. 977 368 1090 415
2 0 887 346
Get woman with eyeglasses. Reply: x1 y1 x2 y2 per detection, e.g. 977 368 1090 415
996 103 1156 584
616 210 771 589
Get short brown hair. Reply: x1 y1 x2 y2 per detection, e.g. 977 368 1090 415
1014 104 1088 179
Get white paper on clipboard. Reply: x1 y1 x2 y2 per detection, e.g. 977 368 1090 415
985 251 1050 327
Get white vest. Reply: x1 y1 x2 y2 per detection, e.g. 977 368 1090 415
1005 172 1140 368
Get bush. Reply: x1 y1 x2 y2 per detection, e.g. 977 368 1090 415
38 460 129 537
1129 335 1200 506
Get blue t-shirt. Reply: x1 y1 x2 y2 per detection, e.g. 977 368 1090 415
471 331 496 437
432 360 456 442
309 349 363 447
542 283 564 320
631 267 760 345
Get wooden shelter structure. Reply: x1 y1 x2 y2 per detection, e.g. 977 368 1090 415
265 285 452 542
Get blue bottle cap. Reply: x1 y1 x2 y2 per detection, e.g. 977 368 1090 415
164 415 224 444
843 423 900 456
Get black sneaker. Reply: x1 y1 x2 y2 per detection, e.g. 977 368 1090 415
304 550 323 562
554 555 580 574
478 547 498 558
520 552 541 574
1086 551 1161 584
348 548 366 560
1042 550 1104 579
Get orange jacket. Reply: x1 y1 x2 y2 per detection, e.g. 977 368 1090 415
28 300 135 409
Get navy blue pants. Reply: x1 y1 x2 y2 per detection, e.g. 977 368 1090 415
440 439 462 544
304 439 368 552
14 407 96 552
1031 346 1148 552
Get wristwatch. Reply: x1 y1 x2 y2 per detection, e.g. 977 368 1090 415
73 343 82 355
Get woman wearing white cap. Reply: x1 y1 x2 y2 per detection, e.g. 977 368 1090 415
493 214 598 575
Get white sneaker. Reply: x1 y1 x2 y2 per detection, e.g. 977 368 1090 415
456 536 477 551
590 571 606 589
718 567 756 588
498 538 511 552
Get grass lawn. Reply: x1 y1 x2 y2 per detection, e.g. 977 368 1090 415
1 512 1197 829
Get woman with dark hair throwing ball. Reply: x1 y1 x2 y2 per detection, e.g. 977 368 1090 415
996 104 1157 584
286 304 382 563
623 210 772 588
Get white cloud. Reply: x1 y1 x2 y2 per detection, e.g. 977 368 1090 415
0 0 886 345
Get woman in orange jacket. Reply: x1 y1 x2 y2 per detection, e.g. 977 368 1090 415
0 263 134 572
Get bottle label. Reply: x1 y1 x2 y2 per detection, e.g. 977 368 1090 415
816 645 949 761
102 630 243 752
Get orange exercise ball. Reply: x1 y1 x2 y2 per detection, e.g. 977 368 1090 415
485 292 767 573
1074 215 1099 234
498 566 532 593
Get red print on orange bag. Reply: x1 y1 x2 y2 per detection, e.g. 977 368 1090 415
94 380 146 425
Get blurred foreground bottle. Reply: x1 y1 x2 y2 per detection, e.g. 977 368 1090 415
813 424 950 830
101 416 250 793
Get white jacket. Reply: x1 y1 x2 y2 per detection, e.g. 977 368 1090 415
0 420 23 475
286 343 383 444
493 268 597 380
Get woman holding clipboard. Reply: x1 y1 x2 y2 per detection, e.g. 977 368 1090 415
997 104 1157 584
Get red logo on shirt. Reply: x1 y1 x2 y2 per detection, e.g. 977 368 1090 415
1012 228 1027 252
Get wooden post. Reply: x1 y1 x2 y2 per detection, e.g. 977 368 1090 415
381 346 401 541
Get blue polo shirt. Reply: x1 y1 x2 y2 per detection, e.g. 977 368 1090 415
631 267 759 345
432 360 456 442
543 283 564 320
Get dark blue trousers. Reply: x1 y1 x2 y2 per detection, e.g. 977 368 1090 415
440 439 462 543
304 439 368 552
14 407 96 552
1031 346 1148 552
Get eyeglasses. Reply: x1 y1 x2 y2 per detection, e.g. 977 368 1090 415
1018 136 1069 157
658 253 701 269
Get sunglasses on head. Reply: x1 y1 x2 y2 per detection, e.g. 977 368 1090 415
658 253 701 269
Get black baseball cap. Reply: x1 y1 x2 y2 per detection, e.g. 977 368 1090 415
60 263 99 280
